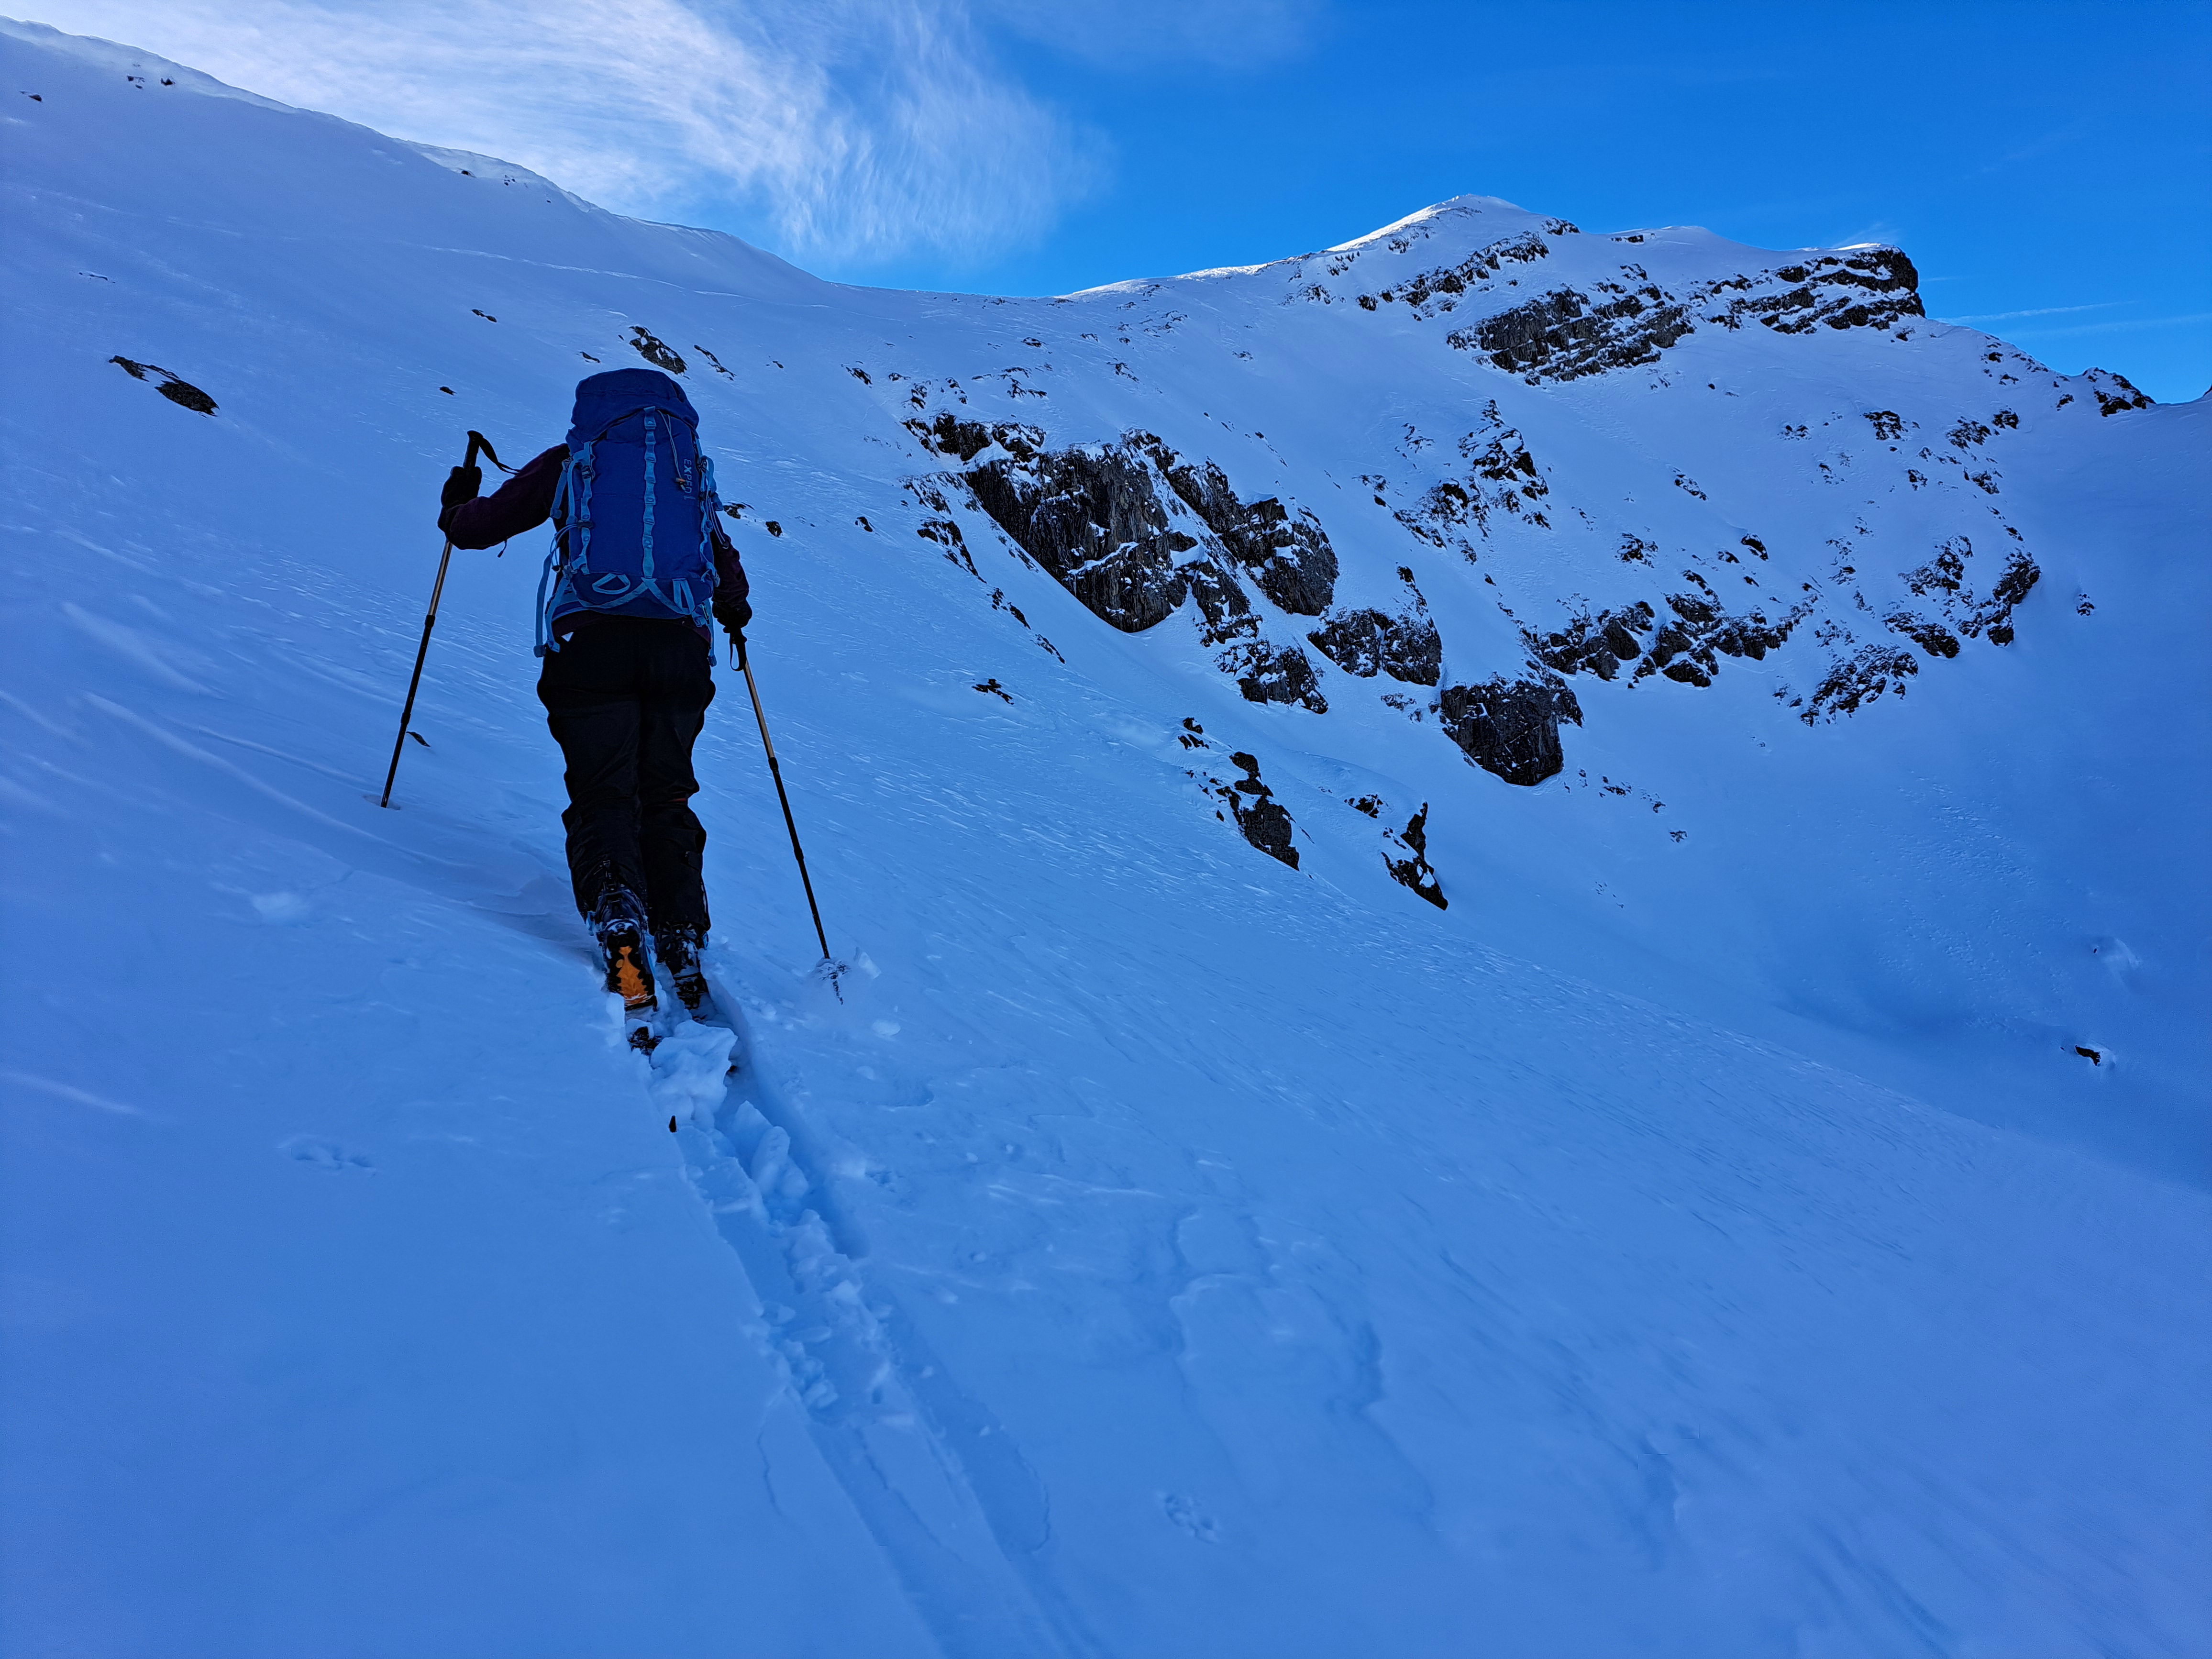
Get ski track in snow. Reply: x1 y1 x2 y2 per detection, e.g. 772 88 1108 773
644 972 1103 1658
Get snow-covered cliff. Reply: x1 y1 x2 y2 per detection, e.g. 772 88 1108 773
3 19 2205 1658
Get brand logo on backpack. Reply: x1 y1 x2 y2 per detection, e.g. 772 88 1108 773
535 370 720 658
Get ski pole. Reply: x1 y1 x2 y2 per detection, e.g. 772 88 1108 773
736 641 833 966
380 431 505 808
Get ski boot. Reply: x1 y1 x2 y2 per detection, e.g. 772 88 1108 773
655 925 709 1014
591 885 659 1050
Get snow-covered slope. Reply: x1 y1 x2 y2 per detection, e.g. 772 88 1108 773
3 19 2206 1658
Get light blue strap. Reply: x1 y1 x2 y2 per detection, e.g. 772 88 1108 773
696 455 719 595
570 440 596 571
533 545 559 656
536 453 581 657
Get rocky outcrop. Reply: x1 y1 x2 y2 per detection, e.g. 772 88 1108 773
1307 567 1441 685
1138 436 1338 614
627 326 686 373
1897 535 2040 649
1970 550 2041 645
1353 232 1550 317
1703 249 1923 335
1635 592 1804 686
906 413 1043 465
1533 592 1803 688
1438 676 1581 786
1213 751 1298 867
1884 612 1961 659
1532 601 1657 680
1309 607 1440 685
1797 538 2036 720
1383 804 1446 908
938 429 1331 708
1393 410 1551 551
1221 641 1327 713
963 443 1195 632
1452 283 1692 383
1181 555 1258 646
110 355 215 415
1396 479 1485 549
1439 248 1921 384
1801 645 1919 720
2083 368 2153 415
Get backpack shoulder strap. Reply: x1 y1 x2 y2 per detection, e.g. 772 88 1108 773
535 445 591 657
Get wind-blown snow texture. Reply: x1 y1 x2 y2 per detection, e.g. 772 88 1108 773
3 20 2208 1658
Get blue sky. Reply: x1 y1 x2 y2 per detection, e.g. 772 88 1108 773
33 0 2212 399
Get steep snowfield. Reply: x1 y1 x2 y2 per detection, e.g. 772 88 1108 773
3 20 2207 1658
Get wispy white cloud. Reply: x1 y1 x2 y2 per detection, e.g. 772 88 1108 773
28 0 1102 269
1939 302 2124 324
1994 310 2212 338
1831 220 1905 251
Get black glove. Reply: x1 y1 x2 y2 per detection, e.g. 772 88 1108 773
713 591 752 645
441 464 483 509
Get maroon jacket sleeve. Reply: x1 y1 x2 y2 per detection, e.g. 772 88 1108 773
710 522 752 637
439 445 567 549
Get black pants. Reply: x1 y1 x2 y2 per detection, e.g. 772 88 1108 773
537 617 716 934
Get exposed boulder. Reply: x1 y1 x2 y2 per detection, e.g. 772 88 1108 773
626 326 686 373
1438 676 1581 786
1309 608 1440 686
110 355 215 415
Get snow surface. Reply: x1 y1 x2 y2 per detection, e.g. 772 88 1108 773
3 18 2208 1657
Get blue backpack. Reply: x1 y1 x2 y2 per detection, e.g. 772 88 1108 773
536 368 722 656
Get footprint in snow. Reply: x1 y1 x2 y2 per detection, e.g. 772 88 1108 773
1161 1492 1220 1543
280 1135 374 1172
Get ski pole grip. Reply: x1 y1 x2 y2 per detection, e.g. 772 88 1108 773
465 430 514 474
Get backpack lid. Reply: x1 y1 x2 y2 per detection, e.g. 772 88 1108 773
566 368 698 449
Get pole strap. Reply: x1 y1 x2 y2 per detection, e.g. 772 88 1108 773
467 430 518 475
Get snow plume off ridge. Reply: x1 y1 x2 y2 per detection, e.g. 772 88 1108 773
2 19 2207 1658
